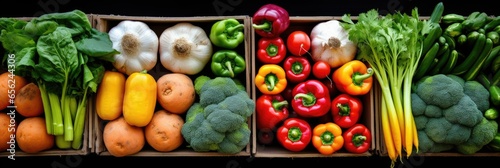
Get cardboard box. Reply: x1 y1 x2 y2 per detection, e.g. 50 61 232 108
0 14 95 157
92 15 253 156
251 16 376 157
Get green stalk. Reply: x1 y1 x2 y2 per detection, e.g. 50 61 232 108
72 88 88 150
63 96 74 141
55 135 71 149
38 83 53 135
48 92 64 135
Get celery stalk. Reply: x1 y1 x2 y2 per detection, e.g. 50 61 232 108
38 83 53 135
48 92 64 136
63 96 74 141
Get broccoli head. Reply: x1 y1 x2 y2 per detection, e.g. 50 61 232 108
411 74 496 154
181 76 255 154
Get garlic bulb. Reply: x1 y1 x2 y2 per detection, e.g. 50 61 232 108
108 20 158 75
159 22 213 75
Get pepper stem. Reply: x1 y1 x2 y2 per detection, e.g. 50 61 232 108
267 43 278 56
272 100 289 111
292 62 304 74
352 68 373 86
321 131 334 145
226 24 244 35
288 127 302 142
294 93 316 107
224 61 235 78
253 21 272 31
352 134 367 147
336 103 351 116
265 74 278 91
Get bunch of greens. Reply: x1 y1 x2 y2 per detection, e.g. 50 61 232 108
341 8 426 164
0 10 118 149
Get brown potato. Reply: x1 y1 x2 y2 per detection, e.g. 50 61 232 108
103 117 145 157
145 110 184 152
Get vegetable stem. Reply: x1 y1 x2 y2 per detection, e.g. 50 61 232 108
48 92 64 135
38 83 53 135
63 96 74 141
72 88 88 149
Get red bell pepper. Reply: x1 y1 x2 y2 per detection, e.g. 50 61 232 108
257 37 287 64
291 79 331 118
256 94 290 145
252 4 290 38
343 123 372 154
276 117 311 152
256 94 290 130
283 55 311 83
331 93 362 128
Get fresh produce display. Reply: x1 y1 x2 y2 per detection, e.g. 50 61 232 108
0 10 118 152
159 22 213 75
2 0 500 163
257 37 287 64
181 76 254 154
108 20 158 75
277 117 312 152
310 19 357 68
252 3 373 156
341 6 427 162
411 74 497 154
209 18 244 49
312 122 344 155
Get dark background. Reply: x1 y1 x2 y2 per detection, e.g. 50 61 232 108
1 0 499 167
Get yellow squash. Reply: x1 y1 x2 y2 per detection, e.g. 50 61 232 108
123 70 157 127
96 70 126 121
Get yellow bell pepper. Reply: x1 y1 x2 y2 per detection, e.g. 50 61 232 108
122 70 157 127
255 64 287 94
96 70 126 121
332 60 373 96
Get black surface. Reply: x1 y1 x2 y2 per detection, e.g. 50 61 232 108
1 0 499 167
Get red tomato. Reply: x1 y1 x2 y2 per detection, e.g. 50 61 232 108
287 30 311 56
312 60 331 79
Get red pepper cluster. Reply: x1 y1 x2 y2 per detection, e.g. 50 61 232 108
253 3 373 155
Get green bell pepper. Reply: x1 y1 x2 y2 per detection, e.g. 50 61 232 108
211 50 246 78
484 107 499 120
209 18 245 49
490 85 500 106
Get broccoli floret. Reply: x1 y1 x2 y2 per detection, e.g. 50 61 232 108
411 74 495 154
181 76 255 154
456 118 498 154
411 93 426 116
194 75 211 94
415 74 464 109
424 105 442 118
442 96 483 127
218 122 251 154
414 115 428 130
463 80 490 112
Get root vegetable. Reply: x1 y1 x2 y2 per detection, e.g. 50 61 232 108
156 73 195 114
15 83 44 117
145 110 184 152
16 117 54 153
0 72 28 110
103 117 145 157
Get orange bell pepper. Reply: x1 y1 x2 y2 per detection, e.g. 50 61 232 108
332 60 373 96
312 122 344 155
255 64 288 94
